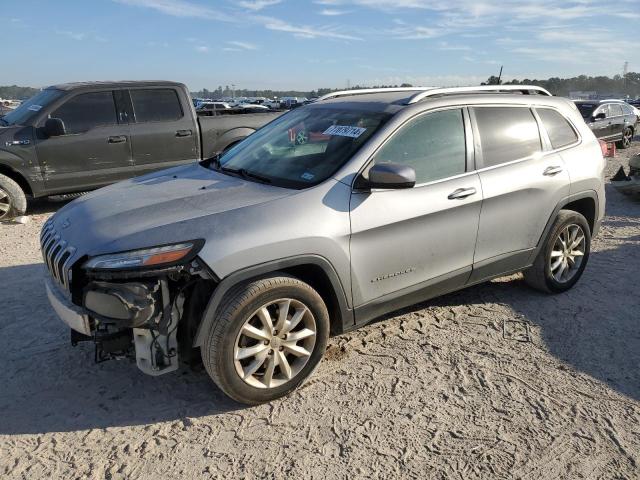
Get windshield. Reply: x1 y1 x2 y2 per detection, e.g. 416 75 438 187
1 89 64 126
217 106 392 189
575 103 597 119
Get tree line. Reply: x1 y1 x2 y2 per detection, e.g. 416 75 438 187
2 73 639 101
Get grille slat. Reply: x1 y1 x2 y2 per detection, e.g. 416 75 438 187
39 224 76 293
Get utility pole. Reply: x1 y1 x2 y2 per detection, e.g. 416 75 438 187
232 84 236 100
497 65 503 85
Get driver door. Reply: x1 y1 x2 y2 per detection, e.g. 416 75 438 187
349 108 482 318
35 90 133 193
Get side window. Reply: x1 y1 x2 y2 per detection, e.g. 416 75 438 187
595 104 609 118
51 91 117 134
609 104 623 117
473 107 541 167
130 89 183 122
537 108 578 149
373 109 466 184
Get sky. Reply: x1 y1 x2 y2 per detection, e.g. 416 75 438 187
2 0 639 91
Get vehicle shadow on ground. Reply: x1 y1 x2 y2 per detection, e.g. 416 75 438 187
0 264 243 436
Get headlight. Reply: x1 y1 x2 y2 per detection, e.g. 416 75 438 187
83 242 200 270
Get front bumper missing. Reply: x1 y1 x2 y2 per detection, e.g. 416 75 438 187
45 276 93 336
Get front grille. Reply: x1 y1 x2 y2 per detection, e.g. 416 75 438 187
40 219 76 292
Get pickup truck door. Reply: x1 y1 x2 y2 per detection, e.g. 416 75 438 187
125 88 199 175
35 90 134 193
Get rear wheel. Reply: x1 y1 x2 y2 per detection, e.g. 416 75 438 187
202 274 329 405
524 210 591 293
0 173 27 221
617 127 633 149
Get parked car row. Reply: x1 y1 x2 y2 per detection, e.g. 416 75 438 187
0 81 282 220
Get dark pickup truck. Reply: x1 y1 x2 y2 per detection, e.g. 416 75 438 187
0 80 281 220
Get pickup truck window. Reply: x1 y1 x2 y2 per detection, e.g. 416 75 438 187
50 90 118 134
1 88 64 126
51 91 118 134
219 106 391 189
130 89 183 122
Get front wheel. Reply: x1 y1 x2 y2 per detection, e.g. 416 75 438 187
202 274 329 405
616 127 633 149
523 210 591 293
0 173 27 221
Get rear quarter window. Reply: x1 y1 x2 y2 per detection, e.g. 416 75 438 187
536 108 578 149
473 107 541 167
130 89 183 122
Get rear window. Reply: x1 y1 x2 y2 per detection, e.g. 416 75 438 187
130 89 183 122
473 107 541 167
51 91 117 134
537 108 578 149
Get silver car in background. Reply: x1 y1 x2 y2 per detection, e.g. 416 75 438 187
41 85 605 404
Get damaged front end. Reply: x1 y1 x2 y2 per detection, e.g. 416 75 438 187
45 236 216 376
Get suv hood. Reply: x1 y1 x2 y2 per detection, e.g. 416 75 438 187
51 163 295 256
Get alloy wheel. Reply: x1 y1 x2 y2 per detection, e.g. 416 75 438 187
549 224 586 283
623 129 632 148
0 188 11 220
233 298 317 389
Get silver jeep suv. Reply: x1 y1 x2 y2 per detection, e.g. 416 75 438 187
41 85 605 404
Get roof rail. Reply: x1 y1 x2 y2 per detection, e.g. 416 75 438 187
407 85 552 104
317 87 436 102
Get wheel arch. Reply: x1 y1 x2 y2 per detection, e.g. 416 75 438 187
193 255 353 347
0 163 33 197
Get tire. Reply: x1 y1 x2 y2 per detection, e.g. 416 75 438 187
523 210 591 293
0 173 27 221
202 274 330 405
616 127 633 149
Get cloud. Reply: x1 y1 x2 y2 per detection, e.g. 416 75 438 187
113 0 233 21
256 15 362 40
195 45 209 53
318 8 350 16
237 0 282 10
226 40 258 50
55 30 86 41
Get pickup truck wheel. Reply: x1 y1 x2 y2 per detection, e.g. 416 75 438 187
616 127 633 149
202 274 329 405
523 210 591 293
0 174 27 221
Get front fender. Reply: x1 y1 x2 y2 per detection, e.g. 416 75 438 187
193 255 352 347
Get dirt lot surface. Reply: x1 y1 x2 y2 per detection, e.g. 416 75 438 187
1 143 639 480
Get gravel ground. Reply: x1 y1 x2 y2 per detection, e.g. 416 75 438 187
1 143 639 480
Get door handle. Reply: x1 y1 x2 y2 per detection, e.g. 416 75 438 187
448 187 477 200
108 135 127 144
176 129 193 137
543 166 563 176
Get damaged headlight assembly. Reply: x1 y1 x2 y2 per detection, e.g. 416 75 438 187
80 240 203 327
83 242 199 270
79 240 206 375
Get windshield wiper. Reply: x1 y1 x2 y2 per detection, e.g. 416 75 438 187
221 166 272 184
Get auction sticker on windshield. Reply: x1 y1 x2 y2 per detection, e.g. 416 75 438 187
323 125 367 138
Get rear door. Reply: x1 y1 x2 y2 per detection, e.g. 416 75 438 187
469 105 570 281
35 90 134 193
126 87 200 176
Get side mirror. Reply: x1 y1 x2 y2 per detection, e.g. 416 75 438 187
43 117 66 137
593 112 606 121
359 163 416 190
